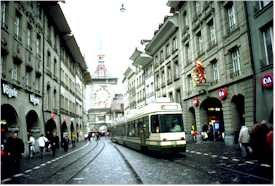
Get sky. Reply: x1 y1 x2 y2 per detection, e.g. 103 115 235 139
60 0 171 109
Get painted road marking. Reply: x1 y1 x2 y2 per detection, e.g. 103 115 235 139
211 155 218 158
203 153 208 156
221 156 229 160
40 163 46 166
260 164 271 168
13 173 24 178
190 151 195 153
232 158 240 162
2 178 12 183
186 150 189 152
33 166 40 169
24 169 32 173
73 177 85 181
196 152 202 155
245 161 254 165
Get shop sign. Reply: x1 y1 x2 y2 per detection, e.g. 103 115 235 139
30 94 40 106
261 72 273 89
2 83 17 98
218 88 228 100
192 97 200 107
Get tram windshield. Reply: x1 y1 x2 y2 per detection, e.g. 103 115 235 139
151 114 184 133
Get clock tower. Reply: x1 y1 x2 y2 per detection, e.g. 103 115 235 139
87 54 118 131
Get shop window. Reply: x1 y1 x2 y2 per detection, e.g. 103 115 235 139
262 25 273 65
14 11 22 41
226 2 237 32
230 47 241 77
1 2 8 30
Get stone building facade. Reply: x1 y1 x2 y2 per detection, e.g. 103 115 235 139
145 15 183 107
168 1 254 144
245 1 273 124
1 1 90 155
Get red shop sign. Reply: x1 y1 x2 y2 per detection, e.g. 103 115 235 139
192 97 200 107
218 88 228 100
261 72 273 89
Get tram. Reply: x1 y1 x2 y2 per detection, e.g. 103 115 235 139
110 99 186 153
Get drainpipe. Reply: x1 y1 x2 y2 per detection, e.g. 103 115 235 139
41 3 46 135
244 1 256 123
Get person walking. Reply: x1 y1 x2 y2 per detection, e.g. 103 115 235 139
6 132 25 175
38 134 48 159
238 124 250 158
49 134 57 157
27 133 36 159
63 135 69 152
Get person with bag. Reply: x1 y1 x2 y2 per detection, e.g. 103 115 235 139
238 124 250 158
38 134 48 159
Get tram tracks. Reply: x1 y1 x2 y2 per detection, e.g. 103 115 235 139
8 141 101 184
65 141 106 184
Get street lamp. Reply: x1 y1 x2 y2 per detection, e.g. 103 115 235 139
120 3 126 12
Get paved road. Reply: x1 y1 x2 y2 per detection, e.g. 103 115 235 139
1 138 273 184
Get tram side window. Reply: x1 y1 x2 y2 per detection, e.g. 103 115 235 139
151 115 160 133
137 118 144 136
127 122 131 136
143 116 149 137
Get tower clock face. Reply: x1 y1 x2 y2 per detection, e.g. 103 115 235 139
95 87 111 107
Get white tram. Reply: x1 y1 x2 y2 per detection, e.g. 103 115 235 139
110 99 186 153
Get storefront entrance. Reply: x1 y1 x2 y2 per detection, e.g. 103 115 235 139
200 97 225 141
26 110 40 138
61 122 68 139
45 119 57 139
1 104 19 142
231 94 245 144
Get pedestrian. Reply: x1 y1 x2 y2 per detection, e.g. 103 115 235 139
5 132 25 175
191 124 197 142
250 121 269 160
27 133 36 159
238 124 250 158
49 134 57 157
266 126 273 164
38 134 48 159
54 134 60 149
201 124 208 141
63 135 69 152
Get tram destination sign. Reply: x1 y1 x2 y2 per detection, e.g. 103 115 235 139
2 83 17 98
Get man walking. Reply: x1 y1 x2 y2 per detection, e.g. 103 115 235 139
238 125 250 158
38 134 48 159
6 132 24 175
